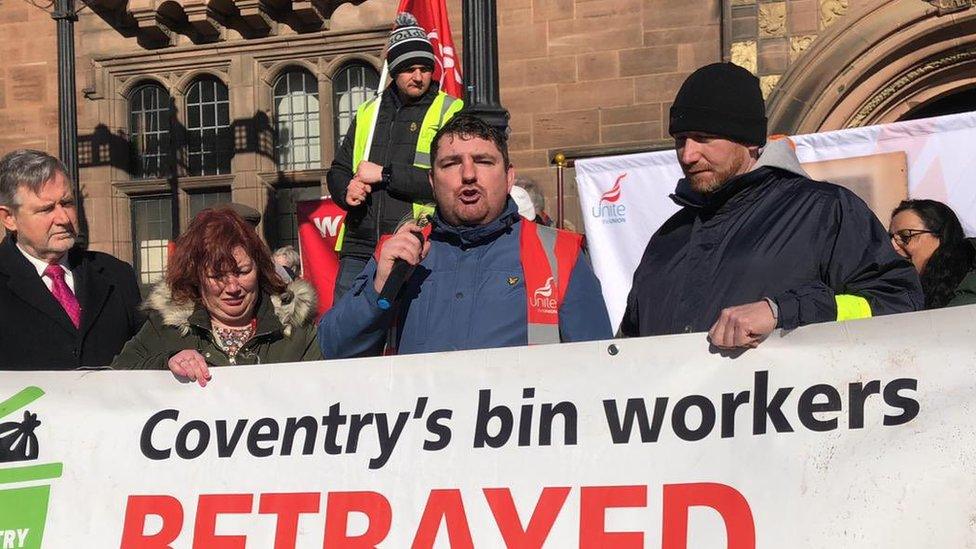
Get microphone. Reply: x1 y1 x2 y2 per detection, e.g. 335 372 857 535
377 221 428 310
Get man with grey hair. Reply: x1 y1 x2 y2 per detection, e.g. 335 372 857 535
0 149 143 370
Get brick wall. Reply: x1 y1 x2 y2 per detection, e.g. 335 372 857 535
496 0 722 227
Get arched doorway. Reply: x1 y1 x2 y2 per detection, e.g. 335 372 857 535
900 86 976 120
767 0 976 134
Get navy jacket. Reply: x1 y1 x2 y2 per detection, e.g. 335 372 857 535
319 201 613 357
620 141 923 337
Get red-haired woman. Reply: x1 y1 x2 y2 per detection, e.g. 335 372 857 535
112 208 321 383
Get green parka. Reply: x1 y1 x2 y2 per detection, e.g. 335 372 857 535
947 238 976 307
111 279 322 369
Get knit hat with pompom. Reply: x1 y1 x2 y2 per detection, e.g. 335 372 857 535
387 13 435 74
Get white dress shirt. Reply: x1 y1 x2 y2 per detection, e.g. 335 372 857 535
16 243 76 293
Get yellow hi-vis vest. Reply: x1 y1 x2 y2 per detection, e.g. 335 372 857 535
335 91 464 251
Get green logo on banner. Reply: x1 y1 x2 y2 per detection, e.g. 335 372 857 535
0 387 63 549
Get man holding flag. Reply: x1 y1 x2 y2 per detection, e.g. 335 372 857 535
326 11 463 301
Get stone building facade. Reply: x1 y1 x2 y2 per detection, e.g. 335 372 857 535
0 0 974 285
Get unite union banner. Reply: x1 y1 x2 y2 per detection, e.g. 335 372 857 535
1 306 974 548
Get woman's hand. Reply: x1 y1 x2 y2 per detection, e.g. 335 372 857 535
168 350 212 387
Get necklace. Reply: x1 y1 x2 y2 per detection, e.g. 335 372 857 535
212 318 257 364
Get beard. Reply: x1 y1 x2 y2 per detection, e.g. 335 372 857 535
683 147 755 195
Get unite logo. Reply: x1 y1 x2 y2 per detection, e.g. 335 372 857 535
592 173 627 225
531 277 558 314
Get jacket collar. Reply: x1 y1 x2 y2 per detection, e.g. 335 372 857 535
670 168 770 212
144 279 317 338
0 236 111 336
670 140 809 212
66 246 114 337
431 199 521 248
0 236 77 335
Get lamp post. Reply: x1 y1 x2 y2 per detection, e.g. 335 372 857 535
461 0 509 134
52 0 86 243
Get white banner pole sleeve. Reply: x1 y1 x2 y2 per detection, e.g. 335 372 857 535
361 60 390 166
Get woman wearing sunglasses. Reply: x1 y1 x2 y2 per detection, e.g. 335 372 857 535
889 199 976 308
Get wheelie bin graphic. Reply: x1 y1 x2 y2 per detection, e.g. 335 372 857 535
0 387 63 549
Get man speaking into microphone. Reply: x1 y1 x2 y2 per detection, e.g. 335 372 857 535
318 114 611 357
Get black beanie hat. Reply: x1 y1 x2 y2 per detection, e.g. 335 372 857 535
387 13 435 75
669 62 768 146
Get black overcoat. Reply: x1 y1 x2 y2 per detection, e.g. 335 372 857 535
0 236 144 370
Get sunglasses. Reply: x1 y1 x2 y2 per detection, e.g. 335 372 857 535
889 228 936 247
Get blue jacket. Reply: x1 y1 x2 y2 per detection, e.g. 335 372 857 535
318 200 612 357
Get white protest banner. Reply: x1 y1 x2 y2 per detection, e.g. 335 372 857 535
575 153 683 332
1 305 974 548
577 111 976 330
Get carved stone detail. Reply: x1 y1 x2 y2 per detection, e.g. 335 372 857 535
789 35 816 62
760 74 781 100
759 3 787 38
183 3 227 42
293 1 326 29
927 0 973 16
132 9 176 47
83 62 106 100
849 49 976 126
84 0 128 10
820 0 848 29
237 0 277 35
730 41 758 74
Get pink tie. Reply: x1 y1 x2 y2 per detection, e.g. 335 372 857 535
44 264 81 329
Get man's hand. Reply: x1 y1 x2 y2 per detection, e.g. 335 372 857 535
374 222 431 294
355 161 384 185
346 178 371 207
707 300 777 350
168 349 212 387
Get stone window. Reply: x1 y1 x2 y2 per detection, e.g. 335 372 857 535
186 77 232 176
268 185 321 249
274 69 321 171
332 62 379 146
129 83 172 179
130 194 175 290
188 188 232 219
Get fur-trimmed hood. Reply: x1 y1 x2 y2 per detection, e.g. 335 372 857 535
144 279 318 338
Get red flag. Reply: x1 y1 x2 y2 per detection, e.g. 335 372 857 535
397 0 463 98
296 198 346 316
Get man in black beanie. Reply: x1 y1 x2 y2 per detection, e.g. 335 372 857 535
327 12 463 302
619 62 922 347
